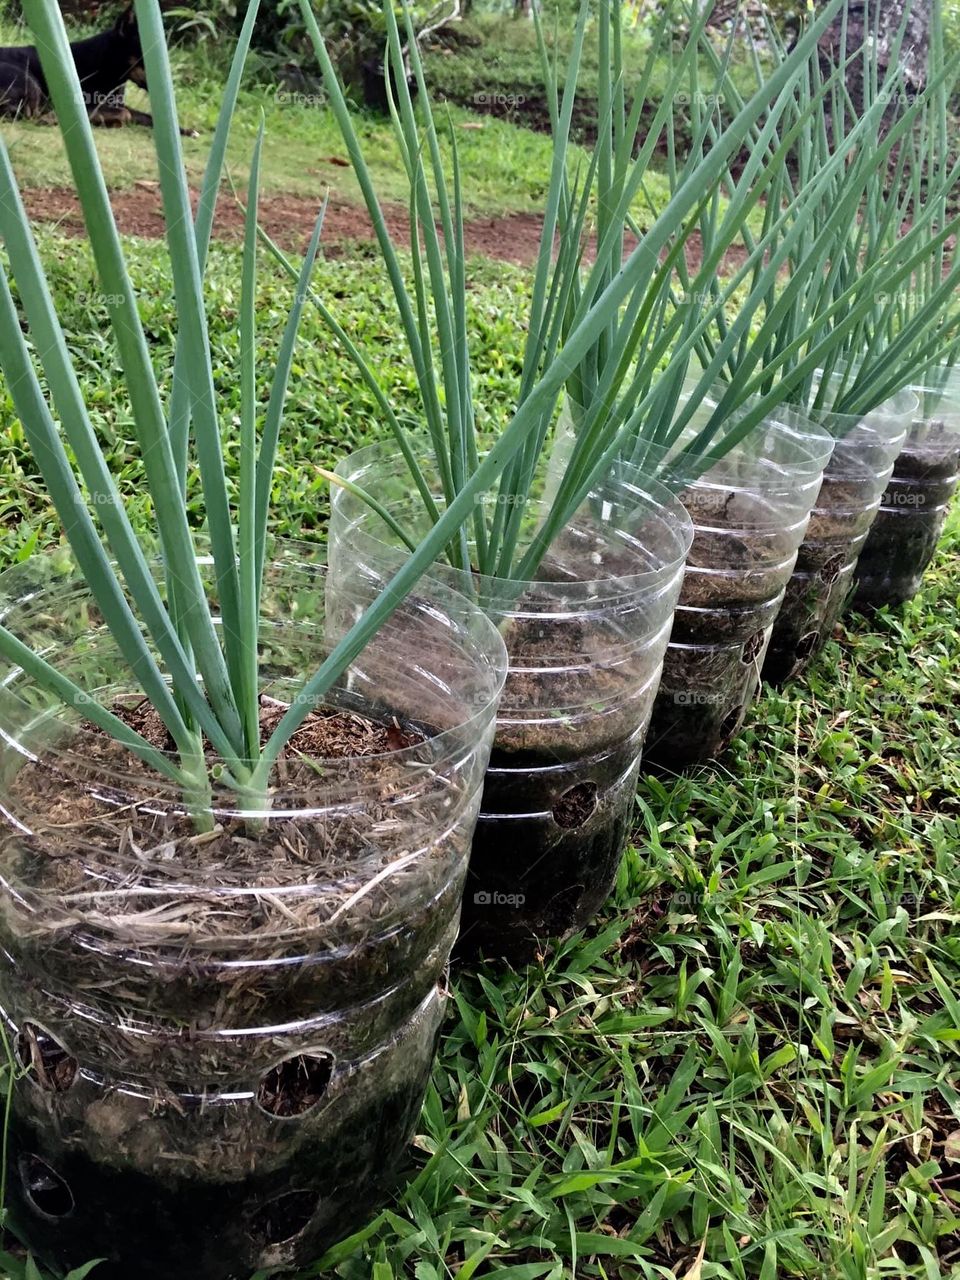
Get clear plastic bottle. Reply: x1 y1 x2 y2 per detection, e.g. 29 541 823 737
763 389 916 683
640 398 834 768
0 553 506 1280
327 441 694 959
853 373 960 609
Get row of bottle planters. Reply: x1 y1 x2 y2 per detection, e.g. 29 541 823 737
1 378 957 1278
333 379 960 953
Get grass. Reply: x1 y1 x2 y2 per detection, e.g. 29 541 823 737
0 230 532 563
0 14 574 214
1 230 959 1279
0 12 685 218
423 12 763 135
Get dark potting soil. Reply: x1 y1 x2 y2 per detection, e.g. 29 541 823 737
496 509 788 778
492 608 655 760
672 506 798 636
113 694 426 763
6 1025 436 1280
890 424 960 483
761 473 887 686
761 560 854 686
642 621 773 773
455 747 640 962
641 516 792 770
851 427 960 609
679 572 764 616
454 595 668 960
456 731 644 964
853 507 950 609
799 475 886 557
0 701 453 1044
0 703 455 1279
679 504 789 580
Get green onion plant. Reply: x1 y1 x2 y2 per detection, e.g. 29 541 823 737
0 0 718 823
276 0 853 586
669 0 960 427
538 0 900 482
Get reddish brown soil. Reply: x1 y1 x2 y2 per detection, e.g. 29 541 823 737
20 181 745 273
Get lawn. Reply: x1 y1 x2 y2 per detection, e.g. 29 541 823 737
0 10 695 219
0 231 532 560
0 229 958 1279
0 17 563 214
424 11 764 137
0 15 569 214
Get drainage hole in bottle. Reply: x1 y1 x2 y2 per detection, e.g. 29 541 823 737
741 629 766 666
552 782 598 830
257 1053 334 1119
249 1190 319 1245
819 553 846 586
17 1022 78 1093
19 1155 74 1220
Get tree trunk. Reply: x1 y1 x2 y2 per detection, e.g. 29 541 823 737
819 0 933 101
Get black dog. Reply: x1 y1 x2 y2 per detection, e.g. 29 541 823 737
0 6 192 133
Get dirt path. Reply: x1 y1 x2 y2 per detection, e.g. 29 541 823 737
22 183 560 265
21 182 745 273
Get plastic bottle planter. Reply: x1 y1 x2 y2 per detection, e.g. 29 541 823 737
763 390 916 685
640 410 834 771
853 377 960 609
0 556 507 1280
327 442 694 961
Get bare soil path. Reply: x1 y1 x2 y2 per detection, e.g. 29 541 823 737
21 182 744 273
22 183 565 264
